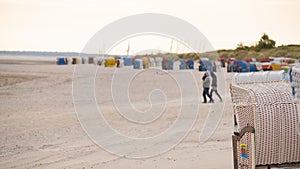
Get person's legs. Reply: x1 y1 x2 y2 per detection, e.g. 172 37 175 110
202 89 207 103
210 89 213 98
205 88 213 102
215 89 222 101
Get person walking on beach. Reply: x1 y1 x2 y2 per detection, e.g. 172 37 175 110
202 72 214 103
210 71 223 102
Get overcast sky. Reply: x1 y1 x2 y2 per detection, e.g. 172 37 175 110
0 0 299 54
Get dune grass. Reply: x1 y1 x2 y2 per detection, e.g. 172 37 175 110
137 45 300 61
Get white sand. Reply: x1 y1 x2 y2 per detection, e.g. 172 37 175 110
0 57 235 169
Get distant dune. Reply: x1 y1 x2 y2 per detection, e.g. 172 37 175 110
1 44 300 60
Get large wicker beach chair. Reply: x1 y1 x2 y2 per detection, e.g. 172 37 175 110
230 71 300 169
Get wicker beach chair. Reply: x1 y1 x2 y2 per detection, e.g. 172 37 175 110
230 72 300 169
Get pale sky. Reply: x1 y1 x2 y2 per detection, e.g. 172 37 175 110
0 0 299 54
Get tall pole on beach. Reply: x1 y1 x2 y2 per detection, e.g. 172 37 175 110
127 41 130 56
170 39 173 53
176 41 179 54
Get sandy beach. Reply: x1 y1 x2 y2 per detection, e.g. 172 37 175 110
0 57 235 169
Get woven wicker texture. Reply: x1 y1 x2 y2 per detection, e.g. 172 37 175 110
231 81 300 166
232 71 285 84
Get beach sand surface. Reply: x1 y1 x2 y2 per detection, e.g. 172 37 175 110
0 57 235 169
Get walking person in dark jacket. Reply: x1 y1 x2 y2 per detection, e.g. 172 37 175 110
210 71 222 102
202 72 214 103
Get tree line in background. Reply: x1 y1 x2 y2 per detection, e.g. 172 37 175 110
236 33 276 51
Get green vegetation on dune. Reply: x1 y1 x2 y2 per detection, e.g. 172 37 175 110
138 33 300 60
215 33 300 60
218 44 300 60
151 45 300 61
